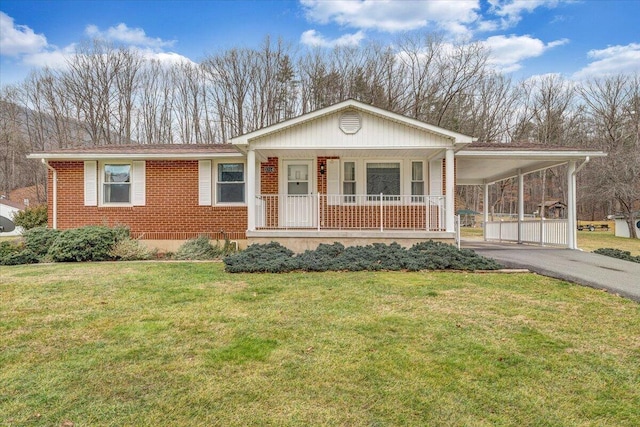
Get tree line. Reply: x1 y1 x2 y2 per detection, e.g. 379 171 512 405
0 34 638 236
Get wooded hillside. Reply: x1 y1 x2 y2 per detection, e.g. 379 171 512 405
1 35 638 231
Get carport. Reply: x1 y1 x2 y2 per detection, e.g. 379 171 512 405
457 143 607 249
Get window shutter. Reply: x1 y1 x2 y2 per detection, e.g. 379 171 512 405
429 159 443 196
198 160 212 205
84 161 97 206
132 161 146 206
326 159 340 206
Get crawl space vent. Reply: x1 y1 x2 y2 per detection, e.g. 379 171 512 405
339 111 362 134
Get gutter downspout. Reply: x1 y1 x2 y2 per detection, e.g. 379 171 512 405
43 159 57 229
574 156 590 175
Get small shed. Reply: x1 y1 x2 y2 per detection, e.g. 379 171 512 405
613 213 640 239
537 200 567 219
0 198 25 237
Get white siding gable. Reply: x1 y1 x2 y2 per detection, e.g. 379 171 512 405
249 110 454 150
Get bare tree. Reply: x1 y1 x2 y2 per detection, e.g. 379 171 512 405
579 75 640 237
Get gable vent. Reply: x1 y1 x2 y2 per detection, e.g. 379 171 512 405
339 111 362 134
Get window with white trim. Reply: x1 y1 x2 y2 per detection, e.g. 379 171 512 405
217 163 245 203
343 161 356 203
411 161 424 202
366 162 400 200
103 164 131 204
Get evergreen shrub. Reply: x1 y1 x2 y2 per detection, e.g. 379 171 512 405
174 236 222 260
23 227 60 257
223 240 502 273
0 248 39 266
224 242 298 273
109 238 156 261
594 248 640 263
12 205 48 230
46 226 129 262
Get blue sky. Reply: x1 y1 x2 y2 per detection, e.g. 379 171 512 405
1 0 639 86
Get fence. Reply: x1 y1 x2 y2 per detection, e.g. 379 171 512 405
485 219 568 246
255 194 446 231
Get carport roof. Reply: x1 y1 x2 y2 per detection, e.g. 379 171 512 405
456 142 607 185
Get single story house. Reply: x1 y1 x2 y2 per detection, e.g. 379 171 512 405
28 99 606 251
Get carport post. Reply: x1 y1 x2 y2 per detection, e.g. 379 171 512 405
247 149 256 232
518 169 524 244
445 148 455 233
483 183 489 241
567 160 577 249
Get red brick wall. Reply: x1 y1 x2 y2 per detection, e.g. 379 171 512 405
48 160 247 240
260 157 279 194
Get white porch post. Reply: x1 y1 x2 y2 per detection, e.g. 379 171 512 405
246 148 256 232
445 147 455 233
483 183 489 241
517 169 524 244
567 160 577 249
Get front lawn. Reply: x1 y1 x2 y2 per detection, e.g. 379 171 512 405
1 262 639 426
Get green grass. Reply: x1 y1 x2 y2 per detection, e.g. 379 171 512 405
1 262 639 426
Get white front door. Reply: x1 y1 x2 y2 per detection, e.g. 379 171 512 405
283 160 314 227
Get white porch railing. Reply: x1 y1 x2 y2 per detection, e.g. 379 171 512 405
255 194 446 231
485 219 568 246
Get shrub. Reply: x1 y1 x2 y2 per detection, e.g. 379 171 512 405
0 248 39 266
109 238 156 261
46 226 129 262
23 227 60 257
594 248 640 263
0 240 24 265
12 205 48 230
224 242 298 273
174 236 221 260
224 240 503 273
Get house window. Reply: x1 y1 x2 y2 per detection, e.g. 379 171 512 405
217 163 245 203
411 161 424 202
367 162 400 200
103 164 131 204
343 161 356 202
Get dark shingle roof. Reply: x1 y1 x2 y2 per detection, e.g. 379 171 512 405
31 143 240 155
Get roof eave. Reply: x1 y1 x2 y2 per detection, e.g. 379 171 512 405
27 152 244 161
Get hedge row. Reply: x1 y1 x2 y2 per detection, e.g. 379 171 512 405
223 241 503 273
594 248 640 263
0 228 235 265
0 226 153 265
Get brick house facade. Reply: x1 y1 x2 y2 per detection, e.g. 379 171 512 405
29 100 604 250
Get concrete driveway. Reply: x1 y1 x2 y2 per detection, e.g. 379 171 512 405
462 240 640 302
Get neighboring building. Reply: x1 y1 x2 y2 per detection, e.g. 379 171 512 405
613 214 640 239
28 99 606 251
537 200 567 219
0 198 24 237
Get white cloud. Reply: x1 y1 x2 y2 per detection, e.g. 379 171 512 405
0 12 48 56
300 29 365 48
84 23 175 49
484 34 568 72
134 48 195 66
573 43 640 79
487 0 565 29
22 44 76 70
301 0 479 33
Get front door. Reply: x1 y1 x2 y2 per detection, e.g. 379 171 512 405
283 160 314 227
